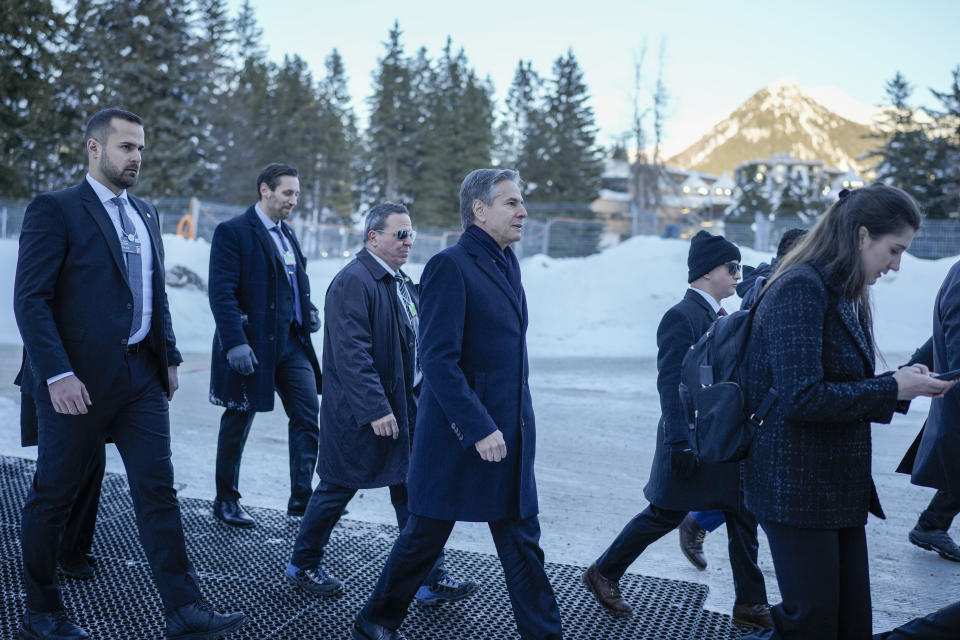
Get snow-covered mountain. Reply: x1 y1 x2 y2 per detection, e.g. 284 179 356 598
668 78 879 176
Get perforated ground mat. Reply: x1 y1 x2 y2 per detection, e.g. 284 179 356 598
0 455 749 639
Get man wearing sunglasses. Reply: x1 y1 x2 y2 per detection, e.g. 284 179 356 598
284 202 476 605
584 230 772 630
208 163 323 528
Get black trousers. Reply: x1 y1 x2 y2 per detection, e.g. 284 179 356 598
289 480 443 586
595 502 767 605
22 348 201 613
742 519 872 640
215 328 319 502
873 601 960 639
57 444 105 563
363 514 563 640
917 490 960 532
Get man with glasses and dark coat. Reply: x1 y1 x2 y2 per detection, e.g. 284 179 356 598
208 163 323 527
582 230 772 630
283 202 476 606
351 169 563 640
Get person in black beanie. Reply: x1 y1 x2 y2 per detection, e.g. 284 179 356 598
583 230 772 630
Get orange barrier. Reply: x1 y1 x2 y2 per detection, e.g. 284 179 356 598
176 214 195 239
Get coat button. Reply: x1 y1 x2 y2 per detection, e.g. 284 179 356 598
126 303 133 310
268 335 274 342
120 337 127 345
269 303 275 309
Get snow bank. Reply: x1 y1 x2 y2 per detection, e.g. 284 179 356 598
0 234 952 358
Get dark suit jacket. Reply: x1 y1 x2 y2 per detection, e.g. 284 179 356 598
14 179 181 404
643 288 743 512
744 262 904 529
208 206 321 412
910 260 960 495
406 228 537 522
315 248 417 489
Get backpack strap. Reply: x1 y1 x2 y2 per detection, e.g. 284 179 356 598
749 388 778 427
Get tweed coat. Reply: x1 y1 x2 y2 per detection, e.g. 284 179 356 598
744 262 907 528
643 288 743 512
910 260 960 496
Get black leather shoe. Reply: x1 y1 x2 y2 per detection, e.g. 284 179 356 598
287 497 309 517
678 514 708 571
284 562 343 596
165 600 245 639
19 609 89 639
733 602 773 629
909 525 960 562
213 499 255 528
352 613 405 640
59 556 95 580
582 563 633 618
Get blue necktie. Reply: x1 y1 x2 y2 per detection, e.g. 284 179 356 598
111 197 142 336
270 226 303 326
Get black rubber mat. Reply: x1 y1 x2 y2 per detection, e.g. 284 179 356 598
0 455 747 639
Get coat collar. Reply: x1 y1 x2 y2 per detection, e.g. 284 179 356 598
683 287 717 320
458 228 522 320
244 205 285 270
810 262 875 369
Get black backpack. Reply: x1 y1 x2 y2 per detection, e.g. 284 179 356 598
678 299 778 464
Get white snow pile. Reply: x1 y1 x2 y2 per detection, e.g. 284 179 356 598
0 234 953 359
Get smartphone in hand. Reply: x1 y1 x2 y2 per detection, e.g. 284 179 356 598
933 368 960 381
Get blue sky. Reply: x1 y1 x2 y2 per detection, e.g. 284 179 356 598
228 0 960 154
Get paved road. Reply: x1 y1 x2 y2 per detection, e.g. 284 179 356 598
0 344 956 632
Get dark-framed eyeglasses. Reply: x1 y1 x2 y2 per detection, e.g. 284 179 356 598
725 261 742 276
375 229 416 242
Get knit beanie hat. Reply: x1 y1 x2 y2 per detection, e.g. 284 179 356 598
687 230 741 283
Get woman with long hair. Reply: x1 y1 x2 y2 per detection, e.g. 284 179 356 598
741 184 955 639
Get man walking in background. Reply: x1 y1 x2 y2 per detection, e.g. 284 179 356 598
285 202 476 605
14 107 244 640
352 169 563 640
208 163 322 527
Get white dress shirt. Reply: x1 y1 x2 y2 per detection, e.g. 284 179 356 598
690 285 723 316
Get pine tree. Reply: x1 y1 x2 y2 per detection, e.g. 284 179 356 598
868 72 930 208
314 49 357 221
496 60 541 170
729 163 773 220
924 67 960 217
193 0 235 197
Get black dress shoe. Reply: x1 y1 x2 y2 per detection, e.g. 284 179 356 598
352 613 405 640
58 555 95 580
678 514 708 571
733 602 773 629
287 498 309 517
20 609 89 639
165 600 245 639
213 499 255 528
582 563 633 618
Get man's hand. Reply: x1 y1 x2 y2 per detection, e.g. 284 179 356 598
309 309 321 333
475 429 507 462
226 344 258 375
371 413 399 439
49 375 92 415
167 365 179 401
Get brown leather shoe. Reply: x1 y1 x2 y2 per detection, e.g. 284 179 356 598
733 602 773 629
678 514 708 570
582 563 633 618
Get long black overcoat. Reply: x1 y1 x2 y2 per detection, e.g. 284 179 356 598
208 206 321 412
315 249 418 489
643 289 743 511
744 262 907 528
910 260 960 496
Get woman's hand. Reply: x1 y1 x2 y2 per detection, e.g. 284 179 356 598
894 364 957 400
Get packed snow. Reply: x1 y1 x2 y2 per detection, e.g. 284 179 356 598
0 234 953 359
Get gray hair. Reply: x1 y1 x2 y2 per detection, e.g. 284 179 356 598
364 202 410 239
459 169 522 230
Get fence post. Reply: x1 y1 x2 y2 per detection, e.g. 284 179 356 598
1 207 6 239
541 220 552 257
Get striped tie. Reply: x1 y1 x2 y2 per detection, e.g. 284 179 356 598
111 197 142 336
394 274 420 379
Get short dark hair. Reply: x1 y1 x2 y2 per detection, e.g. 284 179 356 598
364 202 410 238
776 228 808 259
459 169 522 230
256 163 298 200
83 108 143 148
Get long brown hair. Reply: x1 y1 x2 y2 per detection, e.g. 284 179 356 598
766 183 921 332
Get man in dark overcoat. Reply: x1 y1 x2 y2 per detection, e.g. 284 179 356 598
283 202 475 605
583 230 770 629
208 163 322 526
14 108 244 639
351 170 563 640
904 261 960 560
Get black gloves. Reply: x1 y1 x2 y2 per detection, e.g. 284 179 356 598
309 308 321 333
670 446 700 479
226 344 258 375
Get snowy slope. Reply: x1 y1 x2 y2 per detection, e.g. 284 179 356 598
0 234 950 359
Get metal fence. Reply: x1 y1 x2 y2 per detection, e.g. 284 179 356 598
5 196 960 261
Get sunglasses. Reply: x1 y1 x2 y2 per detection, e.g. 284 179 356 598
376 229 416 241
725 261 742 275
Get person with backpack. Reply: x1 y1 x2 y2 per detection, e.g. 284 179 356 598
582 230 772 630
681 228 810 570
740 185 954 640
